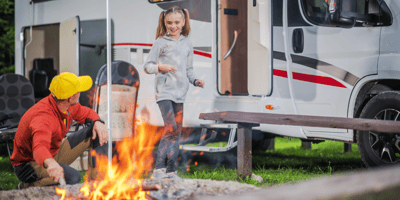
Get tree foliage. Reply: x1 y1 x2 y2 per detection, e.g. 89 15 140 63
0 0 15 75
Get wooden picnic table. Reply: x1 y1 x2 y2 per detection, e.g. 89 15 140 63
199 111 400 180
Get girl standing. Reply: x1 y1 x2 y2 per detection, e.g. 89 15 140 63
144 6 204 179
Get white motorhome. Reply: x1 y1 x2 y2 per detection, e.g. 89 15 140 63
14 0 400 167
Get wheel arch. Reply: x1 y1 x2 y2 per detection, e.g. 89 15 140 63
353 79 400 118
351 78 400 142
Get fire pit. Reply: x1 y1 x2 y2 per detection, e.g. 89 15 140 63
0 178 259 200
1 118 259 199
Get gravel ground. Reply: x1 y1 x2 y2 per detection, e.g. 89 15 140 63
146 178 260 199
0 178 260 200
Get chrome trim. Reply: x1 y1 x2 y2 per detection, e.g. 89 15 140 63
381 147 394 163
193 46 212 52
370 131 379 148
223 30 238 60
395 139 400 152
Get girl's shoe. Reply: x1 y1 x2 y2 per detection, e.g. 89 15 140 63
150 168 167 179
166 171 182 180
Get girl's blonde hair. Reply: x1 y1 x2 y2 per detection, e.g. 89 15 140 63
156 6 191 39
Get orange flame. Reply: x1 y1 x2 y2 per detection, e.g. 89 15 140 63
55 187 66 200
81 122 162 199
55 121 163 199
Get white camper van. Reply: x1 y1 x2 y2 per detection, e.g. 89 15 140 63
14 0 400 167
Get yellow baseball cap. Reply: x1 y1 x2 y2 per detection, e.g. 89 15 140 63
49 72 93 99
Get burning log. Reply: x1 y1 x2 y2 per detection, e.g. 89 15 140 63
142 184 162 191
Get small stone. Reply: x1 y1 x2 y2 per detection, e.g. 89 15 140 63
251 173 263 183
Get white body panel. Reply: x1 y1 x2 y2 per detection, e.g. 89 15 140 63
14 0 400 142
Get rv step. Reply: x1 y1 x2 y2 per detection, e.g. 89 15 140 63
180 123 237 152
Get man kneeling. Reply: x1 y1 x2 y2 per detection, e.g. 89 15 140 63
11 72 109 188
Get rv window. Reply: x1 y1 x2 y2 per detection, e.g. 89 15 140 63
301 0 331 26
301 0 392 27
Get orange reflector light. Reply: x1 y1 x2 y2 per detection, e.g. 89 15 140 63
265 104 274 110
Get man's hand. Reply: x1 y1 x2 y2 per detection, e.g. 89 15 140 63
158 64 177 73
44 158 64 183
195 80 205 88
93 121 109 146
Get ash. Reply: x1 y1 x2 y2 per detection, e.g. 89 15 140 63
0 179 259 200
145 178 260 200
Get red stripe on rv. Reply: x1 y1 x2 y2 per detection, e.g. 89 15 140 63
273 69 288 78
273 69 346 88
112 43 212 58
193 50 212 58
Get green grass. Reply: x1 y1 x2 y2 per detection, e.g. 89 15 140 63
0 137 365 190
0 157 87 191
180 137 365 188
0 157 20 190
183 141 228 147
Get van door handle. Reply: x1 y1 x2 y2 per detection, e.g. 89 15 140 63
224 30 238 60
292 28 304 53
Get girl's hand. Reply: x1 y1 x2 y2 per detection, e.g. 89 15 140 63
195 80 205 88
158 64 177 73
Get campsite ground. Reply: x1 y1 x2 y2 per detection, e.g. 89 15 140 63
0 137 364 190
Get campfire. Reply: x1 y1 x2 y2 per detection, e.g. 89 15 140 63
1 118 259 200
55 122 163 199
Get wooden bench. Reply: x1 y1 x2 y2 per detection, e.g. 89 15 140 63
199 111 400 180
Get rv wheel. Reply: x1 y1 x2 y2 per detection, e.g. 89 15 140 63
252 130 275 152
357 91 400 167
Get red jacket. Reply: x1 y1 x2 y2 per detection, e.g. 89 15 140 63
10 95 100 167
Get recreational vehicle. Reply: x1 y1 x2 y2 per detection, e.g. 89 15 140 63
14 0 400 167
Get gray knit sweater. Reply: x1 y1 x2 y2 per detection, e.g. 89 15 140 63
144 35 197 103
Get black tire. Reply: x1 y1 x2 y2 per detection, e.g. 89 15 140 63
252 130 275 151
357 91 400 167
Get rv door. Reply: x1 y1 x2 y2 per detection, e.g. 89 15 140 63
218 0 272 96
248 0 272 95
59 16 80 74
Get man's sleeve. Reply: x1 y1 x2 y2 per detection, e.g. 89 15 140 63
70 103 100 124
31 116 54 167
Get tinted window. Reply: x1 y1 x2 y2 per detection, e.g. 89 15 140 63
273 0 311 27
301 0 371 26
301 0 330 25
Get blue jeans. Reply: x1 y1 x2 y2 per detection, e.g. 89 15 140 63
155 100 183 173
